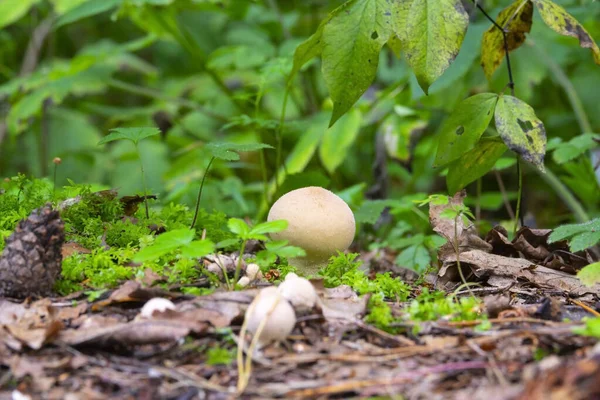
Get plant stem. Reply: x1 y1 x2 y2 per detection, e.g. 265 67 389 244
530 41 592 133
513 157 523 237
233 240 247 287
53 164 58 201
137 144 150 219
471 0 515 95
537 167 589 223
190 156 215 229
275 86 290 196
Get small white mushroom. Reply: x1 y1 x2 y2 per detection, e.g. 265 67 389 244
140 298 176 318
237 276 251 287
245 287 296 346
245 263 262 281
278 273 318 312
267 186 356 275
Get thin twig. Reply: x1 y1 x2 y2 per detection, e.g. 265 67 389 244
471 0 515 95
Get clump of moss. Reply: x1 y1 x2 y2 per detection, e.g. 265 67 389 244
320 252 410 301
58 247 138 292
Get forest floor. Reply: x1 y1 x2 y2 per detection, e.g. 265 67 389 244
1 194 599 399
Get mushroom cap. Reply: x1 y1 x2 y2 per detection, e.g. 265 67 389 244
267 187 355 264
140 298 176 318
245 287 296 345
245 263 262 281
279 274 318 311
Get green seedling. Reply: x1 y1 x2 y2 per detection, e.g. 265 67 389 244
133 228 215 263
224 217 288 289
190 142 273 229
98 127 160 218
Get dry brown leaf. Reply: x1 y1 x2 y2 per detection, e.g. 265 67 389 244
440 249 600 296
58 319 207 346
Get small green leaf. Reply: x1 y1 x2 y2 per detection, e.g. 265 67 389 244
434 93 498 167
250 220 288 236
396 244 430 272
133 228 195 262
355 200 396 224
227 218 250 237
447 138 507 194
321 0 393 126
481 0 533 79
570 231 600 253
573 317 600 338
98 127 160 146
206 142 273 161
395 0 469 93
549 218 600 252
577 262 600 288
0 0 41 29
319 108 362 173
55 0 122 29
494 95 546 171
552 133 599 164
532 0 600 65
180 240 215 259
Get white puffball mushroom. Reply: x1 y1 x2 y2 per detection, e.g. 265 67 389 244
279 274 318 312
140 298 176 318
245 287 296 346
267 186 356 275
245 263 262 281
237 276 251 287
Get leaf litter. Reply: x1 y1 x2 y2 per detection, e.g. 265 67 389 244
0 199 599 399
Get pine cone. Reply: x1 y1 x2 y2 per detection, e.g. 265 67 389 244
0 205 65 298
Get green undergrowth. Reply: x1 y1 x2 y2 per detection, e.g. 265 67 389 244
1 176 490 329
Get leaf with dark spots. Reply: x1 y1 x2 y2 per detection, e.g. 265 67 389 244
371 31 379 40
434 93 498 167
495 95 546 171
517 118 534 132
532 0 600 65
393 0 469 93
481 0 533 79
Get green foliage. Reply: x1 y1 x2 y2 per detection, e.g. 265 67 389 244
133 228 214 262
447 138 508 194
398 0 469 93
549 133 600 165
206 346 234 366
434 93 498 167
577 262 600 288
206 142 273 162
98 127 160 146
548 218 600 252
573 317 600 338
408 289 482 323
321 253 410 301
59 247 138 291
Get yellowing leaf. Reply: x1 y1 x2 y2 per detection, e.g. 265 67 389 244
434 93 498 167
321 0 393 126
481 0 533 79
394 0 469 93
494 95 546 171
532 0 600 65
